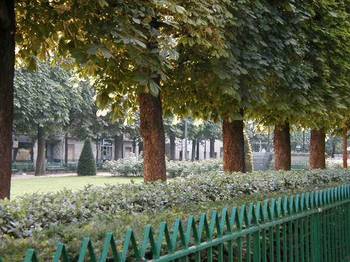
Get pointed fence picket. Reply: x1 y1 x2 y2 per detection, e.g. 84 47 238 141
3 184 350 262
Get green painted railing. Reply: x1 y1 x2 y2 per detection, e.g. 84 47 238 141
3 184 350 261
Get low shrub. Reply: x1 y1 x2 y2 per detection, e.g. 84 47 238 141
77 139 96 176
104 158 223 177
0 169 349 243
103 157 143 176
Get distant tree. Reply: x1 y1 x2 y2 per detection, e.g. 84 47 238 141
77 139 96 176
14 63 81 176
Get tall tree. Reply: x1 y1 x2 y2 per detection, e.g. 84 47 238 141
16 0 231 182
0 0 15 199
14 63 80 176
302 1 350 169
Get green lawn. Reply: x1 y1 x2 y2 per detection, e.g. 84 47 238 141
11 176 142 198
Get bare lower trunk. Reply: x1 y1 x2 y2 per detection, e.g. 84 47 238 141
132 138 136 154
169 134 176 160
35 127 46 176
302 130 306 152
64 133 68 166
138 141 143 154
343 128 348 169
139 93 166 182
274 123 291 170
331 136 336 158
196 140 200 160
191 139 196 161
95 137 99 162
209 138 215 158
114 135 123 160
223 118 245 173
309 129 326 169
0 0 15 199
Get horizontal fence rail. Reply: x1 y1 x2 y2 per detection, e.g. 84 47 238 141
1 184 350 261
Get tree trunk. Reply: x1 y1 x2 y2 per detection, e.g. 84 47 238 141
209 138 215 158
0 0 15 199
309 129 326 169
169 133 176 160
95 137 99 162
132 138 136 154
330 136 335 158
35 127 46 176
139 92 166 181
343 128 348 169
191 139 196 161
204 140 207 159
274 123 291 171
266 127 271 152
138 140 143 154
302 130 306 152
64 133 68 166
223 118 245 172
114 135 123 160
196 139 200 160
13 147 18 162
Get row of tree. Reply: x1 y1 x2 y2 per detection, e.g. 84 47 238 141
1 1 350 198
13 64 221 175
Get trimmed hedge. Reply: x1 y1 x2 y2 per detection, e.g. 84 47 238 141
104 153 254 177
104 158 223 177
1 169 350 260
1 169 349 241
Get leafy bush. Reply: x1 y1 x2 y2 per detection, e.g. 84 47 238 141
1 169 350 260
77 139 96 176
104 158 223 177
0 169 349 242
103 157 143 176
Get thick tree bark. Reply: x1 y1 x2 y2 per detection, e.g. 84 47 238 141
196 139 200 160
209 138 215 158
64 133 68 166
0 0 15 199
223 118 245 172
35 127 46 176
169 133 176 160
274 123 291 171
343 128 348 169
309 129 326 169
139 93 166 181
114 135 123 160
191 139 196 161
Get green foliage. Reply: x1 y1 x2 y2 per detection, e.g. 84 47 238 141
103 159 222 178
77 140 96 176
14 63 78 136
0 169 349 248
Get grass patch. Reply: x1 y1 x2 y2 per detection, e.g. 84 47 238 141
11 176 142 198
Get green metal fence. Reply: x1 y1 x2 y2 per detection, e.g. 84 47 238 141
3 184 350 261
